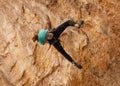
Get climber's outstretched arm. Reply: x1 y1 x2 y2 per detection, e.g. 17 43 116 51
53 41 82 69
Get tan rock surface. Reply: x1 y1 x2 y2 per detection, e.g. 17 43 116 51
0 0 120 86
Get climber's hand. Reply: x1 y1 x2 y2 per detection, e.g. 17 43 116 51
32 34 38 42
32 31 39 42
75 20 84 28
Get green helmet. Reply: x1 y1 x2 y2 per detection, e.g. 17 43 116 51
38 29 48 45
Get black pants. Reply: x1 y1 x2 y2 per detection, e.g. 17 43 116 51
49 20 75 39
47 20 75 62
47 20 82 69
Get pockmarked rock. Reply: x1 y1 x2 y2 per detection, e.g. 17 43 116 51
0 0 120 86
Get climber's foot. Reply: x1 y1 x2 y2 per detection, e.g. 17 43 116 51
75 63 82 69
72 62 82 69
75 20 84 28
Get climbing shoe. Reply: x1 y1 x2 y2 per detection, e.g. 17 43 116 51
75 20 84 28
72 62 82 69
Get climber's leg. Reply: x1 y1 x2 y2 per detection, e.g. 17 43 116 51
53 41 74 62
53 41 82 69
51 20 76 39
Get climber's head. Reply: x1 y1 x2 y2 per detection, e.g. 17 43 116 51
38 29 48 45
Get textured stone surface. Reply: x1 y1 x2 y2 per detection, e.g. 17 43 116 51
0 0 120 86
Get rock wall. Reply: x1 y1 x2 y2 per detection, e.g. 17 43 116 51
0 0 120 86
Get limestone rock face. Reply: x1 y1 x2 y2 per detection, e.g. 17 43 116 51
0 0 120 86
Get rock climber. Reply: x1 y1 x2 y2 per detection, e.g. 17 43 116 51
33 20 84 69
